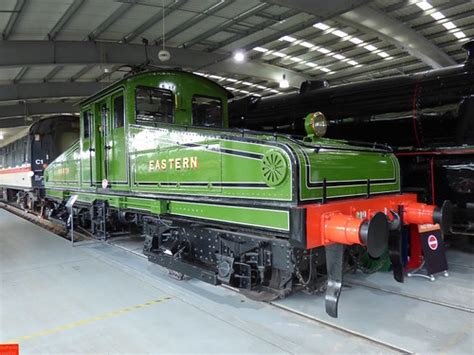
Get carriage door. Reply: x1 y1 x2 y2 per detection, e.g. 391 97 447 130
80 110 93 188
107 91 128 188
98 100 110 186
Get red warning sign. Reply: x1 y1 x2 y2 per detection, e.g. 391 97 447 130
0 344 19 355
428 234 438 250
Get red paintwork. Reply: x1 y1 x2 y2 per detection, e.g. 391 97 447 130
0 166 31 175
402 201 436 225
305 193 438 249
322 213 363 246
395 149 474 156
407 224 423 269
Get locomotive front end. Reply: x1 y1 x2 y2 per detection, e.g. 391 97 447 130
295 112 453 317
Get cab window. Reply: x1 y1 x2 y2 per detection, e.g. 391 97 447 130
192 95 223 128
135 86 174 126
83 110 92 138
113 94 125 128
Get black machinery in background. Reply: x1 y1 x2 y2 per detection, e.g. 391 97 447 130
230 41 474 236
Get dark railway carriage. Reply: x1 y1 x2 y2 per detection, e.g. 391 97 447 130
0 116 79 208
43 70 451 317
229 41 474 236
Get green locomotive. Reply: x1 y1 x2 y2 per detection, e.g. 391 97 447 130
44 70 451 317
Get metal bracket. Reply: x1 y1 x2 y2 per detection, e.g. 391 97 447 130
388 210 404 283
325 243 344 318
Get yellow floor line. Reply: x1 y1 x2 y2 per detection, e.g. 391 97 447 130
3 296 173 344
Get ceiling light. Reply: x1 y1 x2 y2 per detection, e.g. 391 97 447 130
240 90 250 94
234 51 245 62
320 67 331 73
279 74 289 88
443 21 456 30
306 62 318 68
256 85 266 90
416 1 432 11
225 87 236 91
348 60 358 66
242 81 253 86
209 74 223 79
349 37 363 45
300 41 315 48
280 35 296 42
270 89 280 94
273 52 287 58
289 57 303 62
332 30 348 38
377 51 389 58
365 44 377 51
333 54 346 60
327 71 336 75
314 22 330 30
317 47 330 54
430 11 445 20
226 78 237 82
253 46 268 52
0 133 3 140
453 31 466 39
193 72 205 76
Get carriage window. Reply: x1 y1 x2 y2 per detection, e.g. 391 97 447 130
113 94 125 128
83 111 92 139
135 87 174 126
192 96 223 128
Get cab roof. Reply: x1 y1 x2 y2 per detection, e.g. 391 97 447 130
79 69 233 107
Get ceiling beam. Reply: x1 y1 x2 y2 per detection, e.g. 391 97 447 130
208 8 299 52
201 58 309 89
182 3 271 48
13 67 29 83
70 64 95 81
122 0 187 43
47 0 85 40
263 0 367 18
155 0 234 45
0 40 311 86
338 5 456 68
88 2 134 41
0 102 78 126
2 0 26 40
43 66 63 82
0 82 101 101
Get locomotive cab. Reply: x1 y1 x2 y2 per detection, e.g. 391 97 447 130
76 71 232 190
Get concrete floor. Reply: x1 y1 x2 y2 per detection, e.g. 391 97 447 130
1 208 473 354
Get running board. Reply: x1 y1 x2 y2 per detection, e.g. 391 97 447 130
146 251 219 286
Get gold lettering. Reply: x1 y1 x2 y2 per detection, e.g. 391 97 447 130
183 157 189 169
149 156 199 171
190 156 198 169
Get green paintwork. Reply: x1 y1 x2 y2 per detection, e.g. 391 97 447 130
44 70 401 232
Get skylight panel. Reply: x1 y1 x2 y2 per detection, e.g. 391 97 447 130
280 35 297 42
332 30 348 38
416 1 432 11
313 22 330 30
